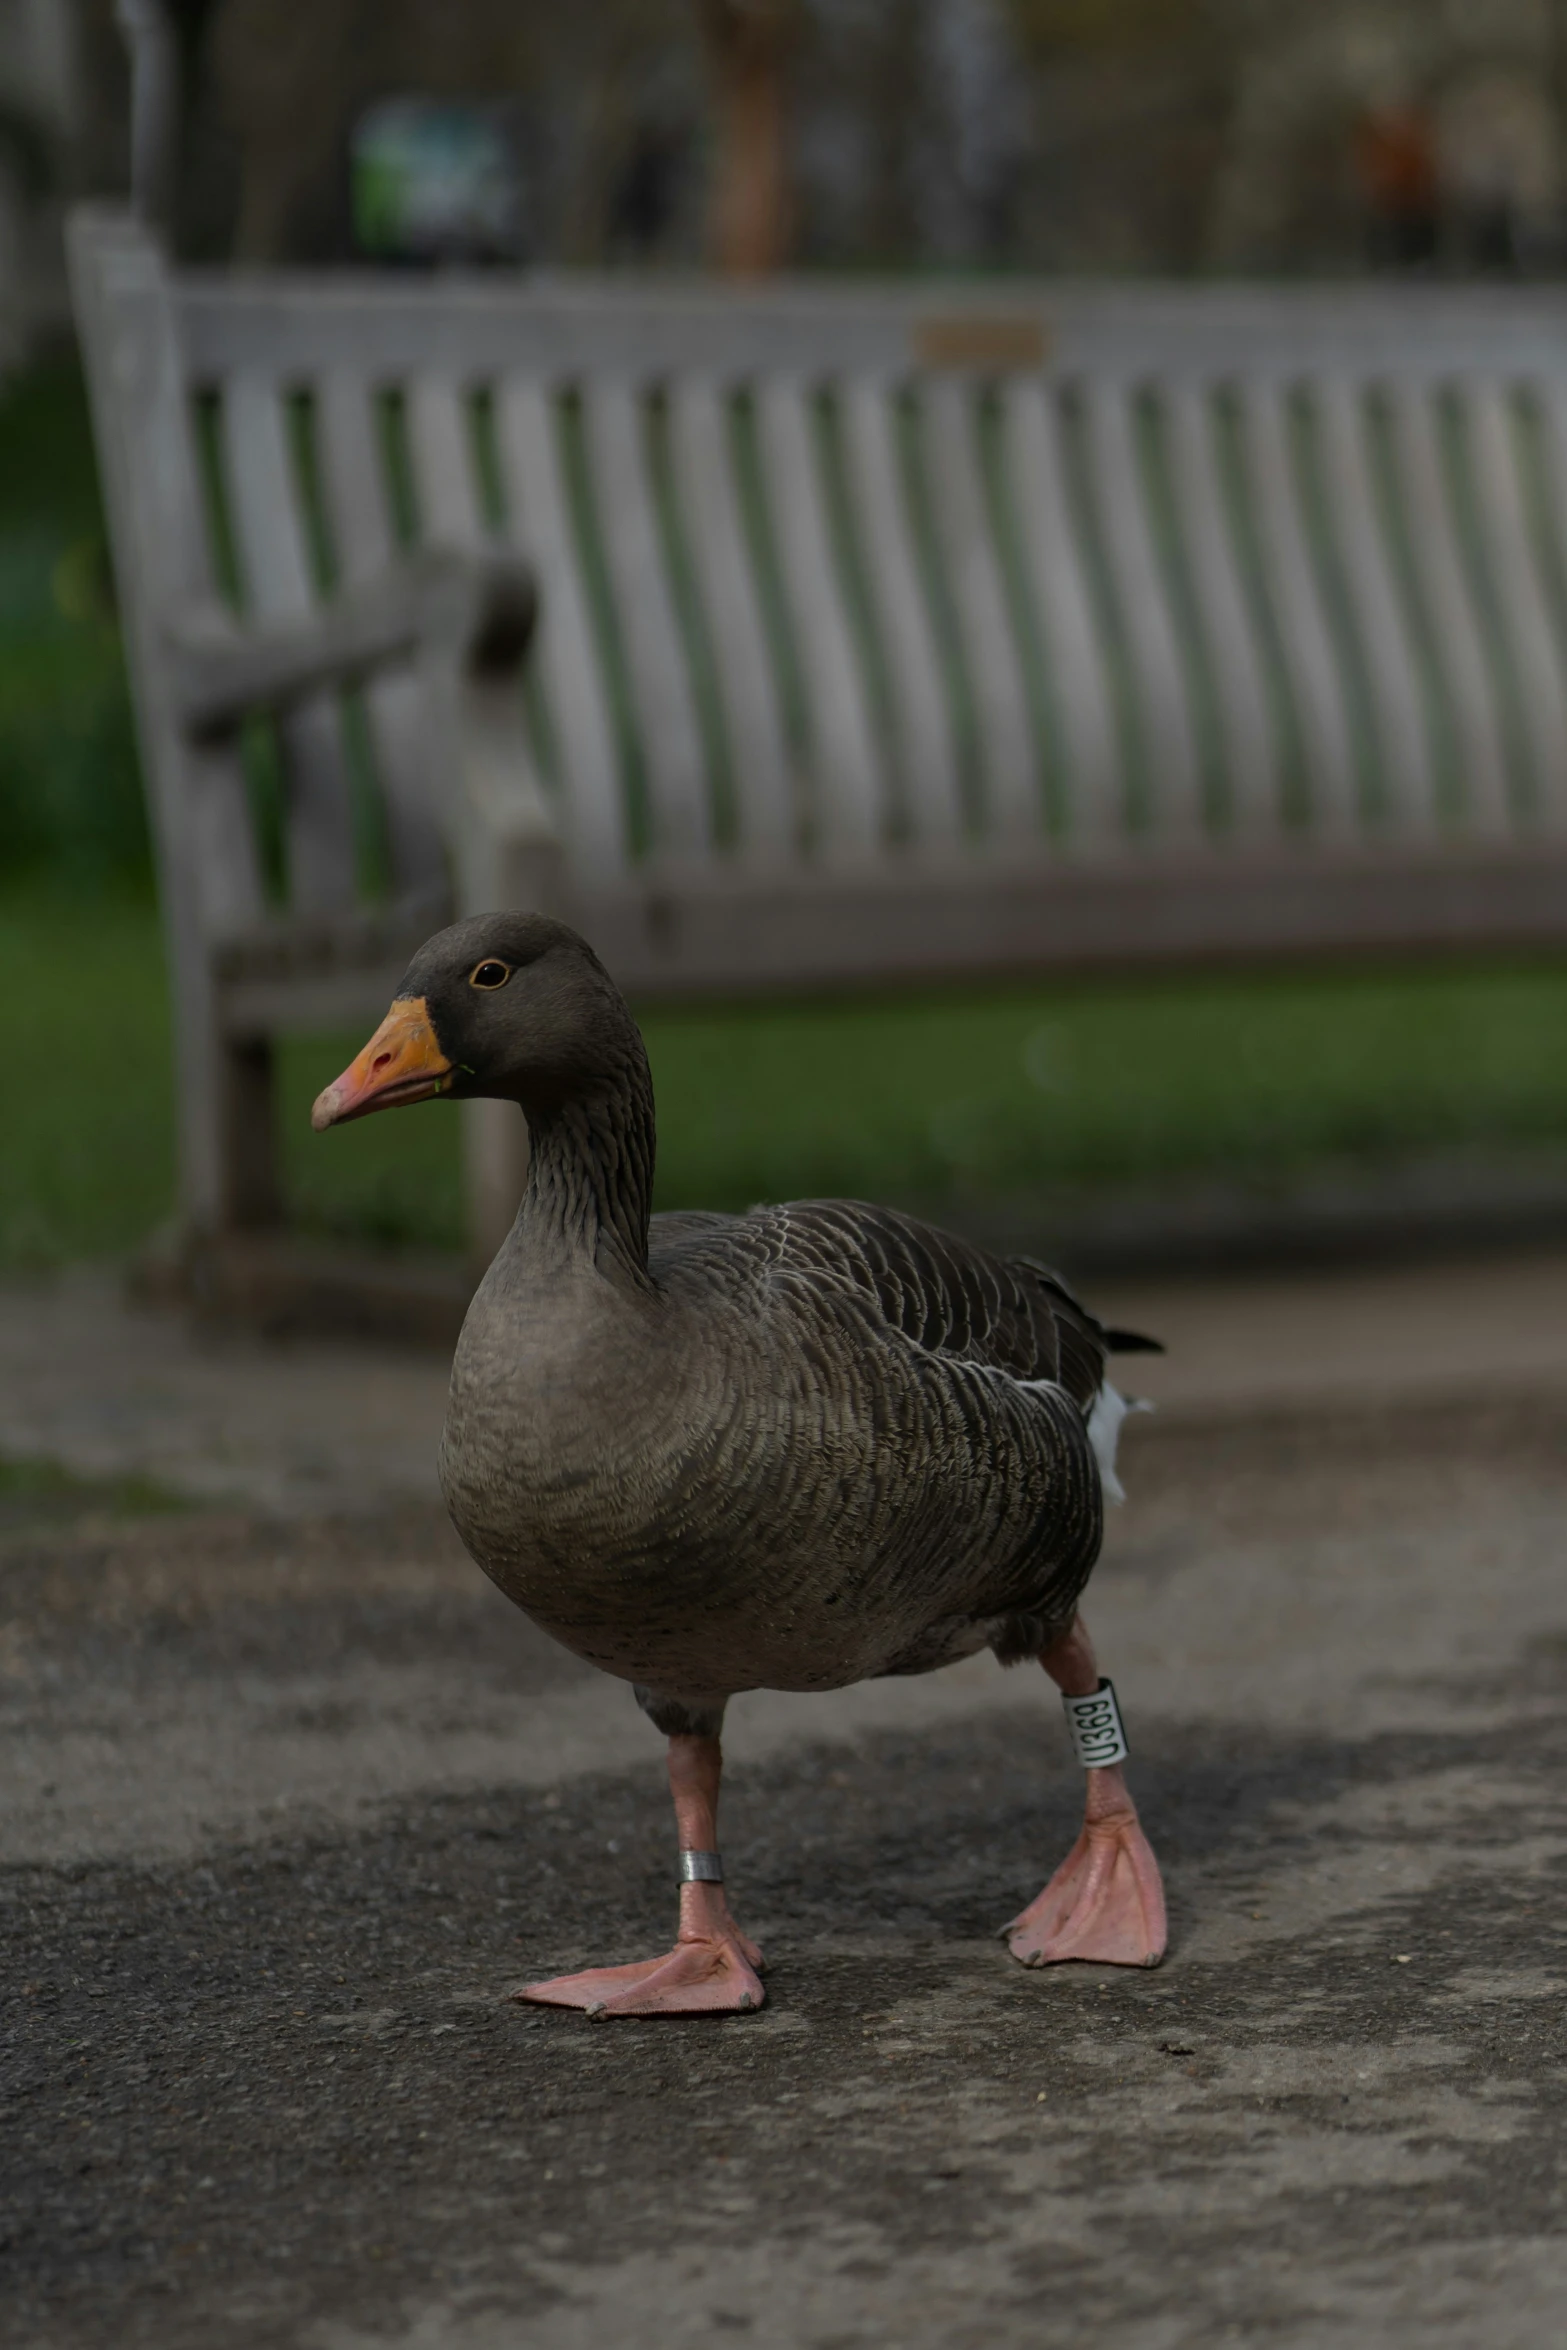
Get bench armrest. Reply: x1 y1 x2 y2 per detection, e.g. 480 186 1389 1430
167 551 536 740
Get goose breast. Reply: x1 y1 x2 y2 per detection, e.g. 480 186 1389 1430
439 1200 1107 1702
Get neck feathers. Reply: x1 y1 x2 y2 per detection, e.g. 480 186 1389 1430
519 1040 657 1283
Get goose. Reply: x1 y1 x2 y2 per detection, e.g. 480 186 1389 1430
313 912 1167 2014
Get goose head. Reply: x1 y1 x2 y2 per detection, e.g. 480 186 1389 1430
311 912 639 1130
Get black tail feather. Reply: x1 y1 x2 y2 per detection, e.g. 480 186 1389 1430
1103 1326 1165 1355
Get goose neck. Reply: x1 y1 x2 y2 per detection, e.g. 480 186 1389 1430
516 1068 656 1284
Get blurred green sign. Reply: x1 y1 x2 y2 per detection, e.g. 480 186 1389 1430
352 100 526 265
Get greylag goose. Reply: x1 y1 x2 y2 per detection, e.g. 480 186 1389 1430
313 913 1166 2014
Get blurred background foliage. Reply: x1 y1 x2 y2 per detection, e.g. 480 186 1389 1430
0 360 144 886
10 0 1567 283
186 0 1567 278
4 0 1567 1267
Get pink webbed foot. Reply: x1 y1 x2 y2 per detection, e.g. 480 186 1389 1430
517 1922 765 2017
1005 1807 1167 1969
517 1731 765 2015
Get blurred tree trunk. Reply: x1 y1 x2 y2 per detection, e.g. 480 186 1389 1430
694 0 794 274
864 0 925 265
212 0 357 262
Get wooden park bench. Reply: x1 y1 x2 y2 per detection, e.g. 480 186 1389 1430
70 207 1567 1309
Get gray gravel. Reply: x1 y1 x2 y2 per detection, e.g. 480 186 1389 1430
3 1273 1567 2347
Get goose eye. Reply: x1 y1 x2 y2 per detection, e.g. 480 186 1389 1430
469 959 511 991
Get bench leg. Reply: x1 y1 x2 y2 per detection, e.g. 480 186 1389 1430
219 1035 283 1229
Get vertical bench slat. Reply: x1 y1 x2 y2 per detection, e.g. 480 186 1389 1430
71 223 263 938
1313 378 1435 833
316 370 446 892
920 377 1039 844
1163 383 1281 839
405 377 535 1241
221 373 359 911
1081 379 1203 842
494 378 625 878
1236 377 1358 838
584 379 710 861
70 209 271 1236
187 750 266 930
757 378 883 856
1386 382 1511 837
1524 379 1567 823
1000 380 1121 850
1462 379 1567 832
667 378 796 859
407 377 486 549
840 380 964 847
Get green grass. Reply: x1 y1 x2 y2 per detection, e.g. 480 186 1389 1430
0 1452 186 1530
0 360 148 888
8 888 1567 1267
642 964 1567 1214
3 890 175 1262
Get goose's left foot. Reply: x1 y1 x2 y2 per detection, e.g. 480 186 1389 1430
1005 1787 1166 1968
1005 1617 1167 1969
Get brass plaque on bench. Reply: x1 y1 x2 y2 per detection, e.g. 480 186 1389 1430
912 314 1051 372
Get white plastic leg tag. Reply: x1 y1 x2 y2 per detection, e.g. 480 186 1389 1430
1061 1678 1129 1769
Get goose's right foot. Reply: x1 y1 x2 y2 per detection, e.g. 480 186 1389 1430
517 1910 765 2015
516 1728 764 2016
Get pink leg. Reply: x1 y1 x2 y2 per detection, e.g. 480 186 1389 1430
517 1734 765 2017
1005 1615 1167 1970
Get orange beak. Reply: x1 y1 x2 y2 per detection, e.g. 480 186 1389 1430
311 997 453 1131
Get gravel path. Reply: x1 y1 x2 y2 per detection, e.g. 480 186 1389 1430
4 1263 1567 2346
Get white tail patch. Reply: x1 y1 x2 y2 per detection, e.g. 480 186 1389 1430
1086 1382 1152 1506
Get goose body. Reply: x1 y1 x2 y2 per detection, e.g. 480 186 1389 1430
442 1198 1109 1716
315 912 1168 2011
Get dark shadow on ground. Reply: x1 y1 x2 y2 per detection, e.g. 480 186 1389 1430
8 1670 1567 2350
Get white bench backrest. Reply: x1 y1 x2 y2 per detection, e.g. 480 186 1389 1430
87 220 1567 936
